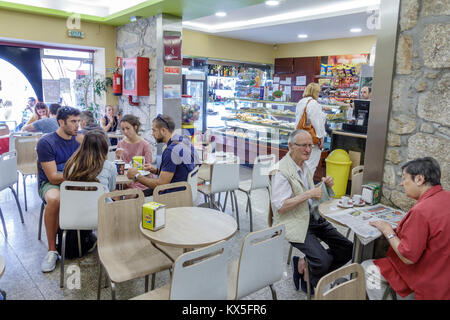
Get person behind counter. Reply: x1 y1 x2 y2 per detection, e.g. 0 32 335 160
331 86 372 122
362 157 450 300
295 82 326 174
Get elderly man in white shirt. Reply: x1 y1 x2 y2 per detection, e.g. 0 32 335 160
270 129 353 294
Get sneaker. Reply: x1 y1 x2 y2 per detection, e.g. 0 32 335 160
41 251 59 273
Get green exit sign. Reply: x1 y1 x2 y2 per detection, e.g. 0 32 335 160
68 30 84 38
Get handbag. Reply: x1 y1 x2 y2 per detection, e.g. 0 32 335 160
295 98 320 145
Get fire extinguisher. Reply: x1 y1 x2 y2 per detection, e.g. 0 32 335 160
113 70 122 96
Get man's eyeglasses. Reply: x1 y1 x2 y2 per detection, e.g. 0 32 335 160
293 143 314 149
156 114 170 129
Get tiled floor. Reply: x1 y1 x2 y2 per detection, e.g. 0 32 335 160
0 166 351 300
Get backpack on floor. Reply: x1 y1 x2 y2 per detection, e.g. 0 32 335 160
56 228 96 259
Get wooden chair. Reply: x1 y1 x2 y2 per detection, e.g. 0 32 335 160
315 263 366 300
351 166 364 197
153 181 193 208
14 134 41 211
97 188 172 300
227 224 285 300
0 151 25 238
131 240 229 300
152 181 193 262
59 181 105 288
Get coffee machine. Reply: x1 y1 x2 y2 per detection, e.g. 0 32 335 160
342 99 370 134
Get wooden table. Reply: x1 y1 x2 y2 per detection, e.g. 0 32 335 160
140 207 238 251
116 174 133 189
319 198 368 263
107 132 125 140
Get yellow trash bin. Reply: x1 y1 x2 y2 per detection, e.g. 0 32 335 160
325 149 352 198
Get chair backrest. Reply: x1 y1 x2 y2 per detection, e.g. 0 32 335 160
97 188 146 259
153 181 193 208
210 156 240 194
14 135 40 171
169 240 229 300
251 154 275 190
232 224 285 299
187 165 199 202
107 145 117 162
315 263 366 300
351 166 364 197
59 181 105 230
0 123 9 136
0 151 18 190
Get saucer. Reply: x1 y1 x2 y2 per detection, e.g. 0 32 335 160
353 199 366 207
337 200 353 208
139 170 150 176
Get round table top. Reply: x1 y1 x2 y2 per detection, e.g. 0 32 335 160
116 174 133 185
318 198 348 228
107 132 124 139
140 206 238 249
0 255 5 278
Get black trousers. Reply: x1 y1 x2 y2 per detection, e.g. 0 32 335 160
290 216 353 288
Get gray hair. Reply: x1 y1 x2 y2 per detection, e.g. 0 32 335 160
288 129 311 145
80 110 95 124
401 157 441 186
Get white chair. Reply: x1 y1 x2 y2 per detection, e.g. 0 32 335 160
227 224 285 300
0 151 25 238
131 240 230 300
59 181 105 288
237 154 275 232
198 156 241 229
15 135 41 211
187 165 199 203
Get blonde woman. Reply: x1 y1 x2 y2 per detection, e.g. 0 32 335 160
295 82 326 175
24 102 49 127
63 130 116 193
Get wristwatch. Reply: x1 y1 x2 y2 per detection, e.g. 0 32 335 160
133 173 141 182
386 233 396 240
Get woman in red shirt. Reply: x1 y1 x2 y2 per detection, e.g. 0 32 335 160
362 157 450 300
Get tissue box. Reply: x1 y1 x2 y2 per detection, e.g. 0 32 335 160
142 201 166 231
133 156 145 170
362 182 381 205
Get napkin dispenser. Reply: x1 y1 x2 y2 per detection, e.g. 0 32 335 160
361 182 381 205
142 201 166 231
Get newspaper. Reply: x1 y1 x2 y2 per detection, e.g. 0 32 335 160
324 204 406 245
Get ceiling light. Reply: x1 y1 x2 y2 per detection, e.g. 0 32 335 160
265 0 280 6
350 28 362 33
297 34 308 38
215 12 227 17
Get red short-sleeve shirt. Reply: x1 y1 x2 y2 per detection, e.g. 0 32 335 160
374 185 450 300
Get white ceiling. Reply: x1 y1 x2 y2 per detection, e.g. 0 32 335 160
3 0 148 17
183 0 380 44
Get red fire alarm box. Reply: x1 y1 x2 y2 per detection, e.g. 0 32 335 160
123 57 149 96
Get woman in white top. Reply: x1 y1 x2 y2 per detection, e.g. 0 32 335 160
295 82 326 175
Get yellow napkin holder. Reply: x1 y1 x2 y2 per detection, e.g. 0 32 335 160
142 201 166 231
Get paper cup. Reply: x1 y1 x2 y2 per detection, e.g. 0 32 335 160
115 160 125 175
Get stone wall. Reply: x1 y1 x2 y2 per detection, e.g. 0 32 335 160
382 0 449 210
116 16 158 152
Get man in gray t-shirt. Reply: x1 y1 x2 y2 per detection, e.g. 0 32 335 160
23 103 61 133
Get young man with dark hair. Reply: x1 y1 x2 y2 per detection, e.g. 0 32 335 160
362 156 450 300
36 106 81 272
126 114 200 195
22 103 61 133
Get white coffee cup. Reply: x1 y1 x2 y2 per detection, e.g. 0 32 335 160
353 194 362 204
341 196 350 206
